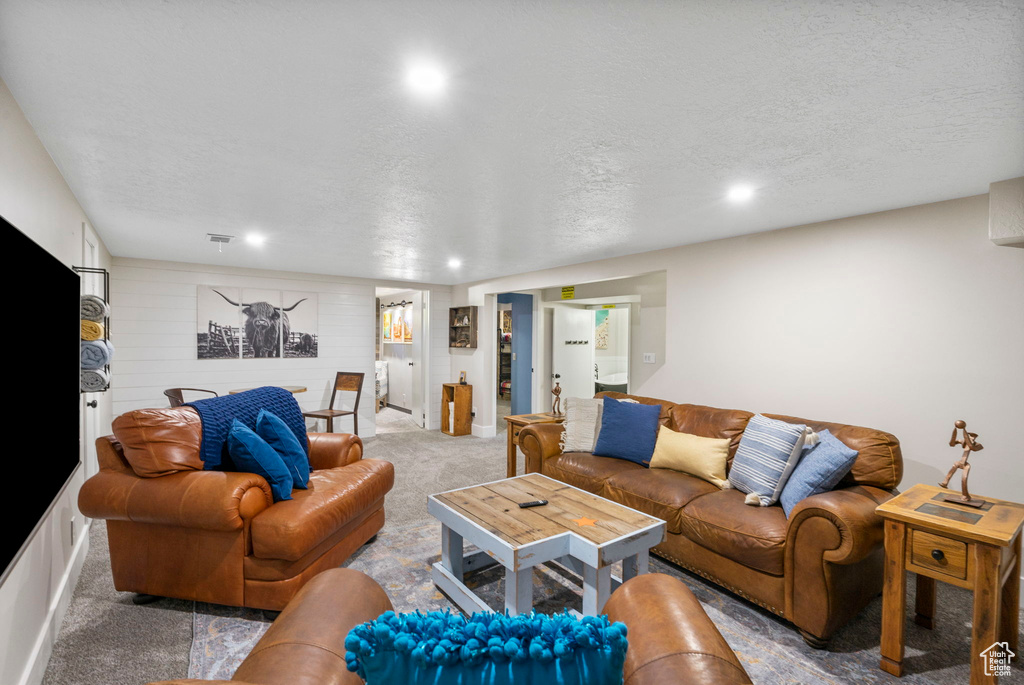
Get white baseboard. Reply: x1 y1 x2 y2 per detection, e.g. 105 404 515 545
18 521 91 685
472 423 497 438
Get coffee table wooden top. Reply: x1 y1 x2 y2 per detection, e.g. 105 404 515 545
431 473 661 548
876 483 1024 547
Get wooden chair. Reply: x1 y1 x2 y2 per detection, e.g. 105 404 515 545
163 388 218 407
303 372 364 435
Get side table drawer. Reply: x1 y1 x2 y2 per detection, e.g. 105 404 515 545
910 530 967 580
512 426 522 444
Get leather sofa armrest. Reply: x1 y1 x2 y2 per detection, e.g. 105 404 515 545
307 432 363 470
786 485 894 565
147 681 240 684
78 469 272 532
519 423 565 474
603 574 752 685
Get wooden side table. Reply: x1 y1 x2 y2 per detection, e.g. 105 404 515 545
876 484 1023 684
502 412 565 478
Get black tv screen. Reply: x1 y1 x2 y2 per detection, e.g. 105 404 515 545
1 214 81 585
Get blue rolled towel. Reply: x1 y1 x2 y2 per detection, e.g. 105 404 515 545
81 340 114 370
80 294 110 322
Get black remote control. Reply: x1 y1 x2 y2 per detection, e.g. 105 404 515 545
518 499 548 508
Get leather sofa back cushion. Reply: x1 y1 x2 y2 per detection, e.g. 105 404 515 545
764 414 902 490
111 407 205 477
669 404 753 464
596 391 675 428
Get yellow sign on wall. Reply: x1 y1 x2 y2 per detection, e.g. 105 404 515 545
561 286 575 300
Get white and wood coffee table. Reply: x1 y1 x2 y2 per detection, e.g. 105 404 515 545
428 473 666 616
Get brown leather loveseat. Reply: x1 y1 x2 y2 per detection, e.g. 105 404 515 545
148 569 751 685
520 392 902 647
79 407 394 611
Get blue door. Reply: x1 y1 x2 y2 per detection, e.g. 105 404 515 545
498 293 533 415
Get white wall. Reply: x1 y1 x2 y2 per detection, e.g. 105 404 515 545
450 193 1024 503
112 261 452 435
0 77 112 685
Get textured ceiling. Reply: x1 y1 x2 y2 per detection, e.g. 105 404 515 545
1 1 1022 285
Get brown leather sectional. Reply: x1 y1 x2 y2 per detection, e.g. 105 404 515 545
520 391 903 646
148 569 751 685
79 407 394 611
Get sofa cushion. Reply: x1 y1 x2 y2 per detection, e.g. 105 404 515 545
250 459 394 561
677 489 788 576
543 452 644 495
595 391 675 428
593 397 661 466
604 468 719 534
227 419 294 502
763 413 902 491
649 427 731 489
111 407 204 477
256 409 311 489
668 404 753 465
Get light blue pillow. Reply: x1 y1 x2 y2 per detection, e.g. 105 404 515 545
780 430 858 517
256 409 310 489
728 414 814 506
592 397 661 466
227 419 294 502
345 609 628 685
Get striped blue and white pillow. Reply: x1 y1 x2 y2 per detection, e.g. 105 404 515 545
728 414 817 507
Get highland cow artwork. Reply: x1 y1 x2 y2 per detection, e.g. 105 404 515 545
197 286 318 359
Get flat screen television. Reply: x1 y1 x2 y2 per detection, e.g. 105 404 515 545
0 213 81 586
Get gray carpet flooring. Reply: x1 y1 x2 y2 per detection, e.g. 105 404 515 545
40 409 1021 683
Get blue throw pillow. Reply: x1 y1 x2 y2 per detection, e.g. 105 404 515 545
728 414 815 507
227 419 294 502
256 409 310 489
592 397 660 466
780 429 859 517
345 609 628 685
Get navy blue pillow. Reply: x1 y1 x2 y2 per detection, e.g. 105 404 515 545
227 419 294 502
592 397 661 466
256 409 310 489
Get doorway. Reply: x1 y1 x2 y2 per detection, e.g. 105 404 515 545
495 292 533 420
549 300 634 402
375 287 427 433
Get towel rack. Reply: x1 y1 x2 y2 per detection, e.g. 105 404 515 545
74 265 111 393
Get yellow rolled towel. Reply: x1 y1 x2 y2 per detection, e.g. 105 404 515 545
81 319 105 341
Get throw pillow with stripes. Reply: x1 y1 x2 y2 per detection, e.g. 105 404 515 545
728 414 817 506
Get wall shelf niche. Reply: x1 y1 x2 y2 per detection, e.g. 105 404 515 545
449 306 478 348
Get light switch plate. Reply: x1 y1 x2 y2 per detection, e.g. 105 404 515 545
643 353 656 364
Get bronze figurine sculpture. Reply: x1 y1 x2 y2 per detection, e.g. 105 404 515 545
552 381 562 416
938 419 986 507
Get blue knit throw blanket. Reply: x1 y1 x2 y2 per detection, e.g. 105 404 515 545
186 386 308 471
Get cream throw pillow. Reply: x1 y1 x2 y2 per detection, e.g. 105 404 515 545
649 426 732 489
560 397 603 452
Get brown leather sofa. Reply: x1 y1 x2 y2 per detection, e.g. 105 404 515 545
79 407 394 611
520 391 902 647
148 569 751 685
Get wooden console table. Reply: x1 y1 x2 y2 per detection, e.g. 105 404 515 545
876 484 1023 684
502 412 564 478
441 384 472 436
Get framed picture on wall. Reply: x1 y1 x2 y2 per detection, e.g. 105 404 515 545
403 306 413 342
282 291 318 358
383 311 392 341
197 286 242 359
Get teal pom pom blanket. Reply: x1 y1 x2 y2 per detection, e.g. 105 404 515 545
345 610 628 685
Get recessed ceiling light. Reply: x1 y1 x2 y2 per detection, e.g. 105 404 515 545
726 185 755 203
245 233 265 246
448 258 461 268
406 62 447 96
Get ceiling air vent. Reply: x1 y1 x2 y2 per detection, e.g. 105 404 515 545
207 233 235 244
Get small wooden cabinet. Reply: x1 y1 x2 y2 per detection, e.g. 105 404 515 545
449 306 478 349
441 383 472 436
876 484 1023 684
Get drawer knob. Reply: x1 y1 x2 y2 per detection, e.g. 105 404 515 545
931 549 945 562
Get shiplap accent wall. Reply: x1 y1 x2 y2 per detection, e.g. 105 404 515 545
111 258 452 437
428 288 452 429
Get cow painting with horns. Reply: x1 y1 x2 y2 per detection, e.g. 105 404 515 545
213 290 308 358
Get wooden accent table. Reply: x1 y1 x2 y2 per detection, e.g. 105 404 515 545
442 384 472 436
228 385 307 394
876 484 1023 683
502 412 565 477
428 473 665 616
